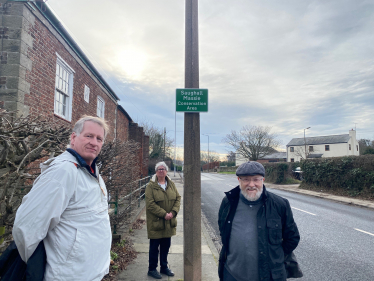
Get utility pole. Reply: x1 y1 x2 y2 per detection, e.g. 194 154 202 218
202 134 209 173
184 0 201 280
163 127 166 161
304 127 310 159
174 111 177 176
208 136 209 173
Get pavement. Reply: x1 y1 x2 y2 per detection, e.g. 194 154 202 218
116 173 374 281
117 174 220 281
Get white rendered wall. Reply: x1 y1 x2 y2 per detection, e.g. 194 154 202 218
287 130 359 162
235 153 248 166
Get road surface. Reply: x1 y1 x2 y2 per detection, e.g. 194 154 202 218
200 173 374 281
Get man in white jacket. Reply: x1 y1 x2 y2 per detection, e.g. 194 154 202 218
13 116 112 281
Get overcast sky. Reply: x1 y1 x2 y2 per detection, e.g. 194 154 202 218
47 0 374 159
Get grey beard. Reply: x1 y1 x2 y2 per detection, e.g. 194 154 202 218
240 189 262 201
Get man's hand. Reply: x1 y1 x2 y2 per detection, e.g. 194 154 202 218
164 212 174 220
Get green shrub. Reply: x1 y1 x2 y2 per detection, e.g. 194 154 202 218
111 250 118 261
300 155 374 196
263 162 299 184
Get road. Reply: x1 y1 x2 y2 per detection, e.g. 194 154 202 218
201 173 374 281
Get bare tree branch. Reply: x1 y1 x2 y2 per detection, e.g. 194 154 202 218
223 125 281 161
0 110 71 244
139 121 174 160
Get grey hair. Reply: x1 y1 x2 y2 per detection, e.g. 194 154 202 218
72 115 109 139
155 161 169 172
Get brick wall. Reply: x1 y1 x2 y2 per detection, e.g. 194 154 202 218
23 9 118 139
129 122 146 177
116 105 130 141
0 1 149 173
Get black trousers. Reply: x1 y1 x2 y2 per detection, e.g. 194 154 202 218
223 265 237 281
148 238 171 271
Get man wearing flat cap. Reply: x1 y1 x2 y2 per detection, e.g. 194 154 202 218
218 161 300 281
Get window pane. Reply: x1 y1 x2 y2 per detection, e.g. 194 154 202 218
57 102 61 115
59 78 63 91
64 81 68 95
55 59 73 121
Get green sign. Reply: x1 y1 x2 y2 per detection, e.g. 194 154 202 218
176 88 208 112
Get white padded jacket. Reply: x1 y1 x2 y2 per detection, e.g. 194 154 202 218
13 151 112 281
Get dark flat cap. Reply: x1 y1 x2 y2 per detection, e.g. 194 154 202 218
236 161 265 177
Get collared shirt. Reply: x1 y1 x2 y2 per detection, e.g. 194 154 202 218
66 148 97 178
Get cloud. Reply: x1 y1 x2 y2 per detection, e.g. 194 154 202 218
47 0 374 154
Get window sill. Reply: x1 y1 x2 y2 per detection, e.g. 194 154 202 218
54 113 72 123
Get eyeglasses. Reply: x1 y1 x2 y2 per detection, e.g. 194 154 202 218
239 178 263 184
157 169 166 172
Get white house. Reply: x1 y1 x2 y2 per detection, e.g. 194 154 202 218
286 130 359 162
235 153 247 166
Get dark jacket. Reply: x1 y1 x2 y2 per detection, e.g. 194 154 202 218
0 241 46 281
218 185 300 281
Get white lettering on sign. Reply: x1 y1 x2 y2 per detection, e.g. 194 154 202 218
180 90 204 96
183 96 202 101
177 101 206 106
186 106 197 110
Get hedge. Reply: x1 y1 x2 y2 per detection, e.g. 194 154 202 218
263 162 300 184
300 155 374 196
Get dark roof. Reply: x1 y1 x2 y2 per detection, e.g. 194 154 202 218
287 134 350 146
117 105 133 122
307 154 323 158
261 152 287 159
33 2 119 101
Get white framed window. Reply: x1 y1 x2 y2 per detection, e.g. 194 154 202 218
84 85 90 103
54 54 74 121
97 96 105 118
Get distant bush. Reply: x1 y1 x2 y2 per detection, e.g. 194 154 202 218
363 147 374 155
300 155 374 198
263 162 300 184
220 161 236 167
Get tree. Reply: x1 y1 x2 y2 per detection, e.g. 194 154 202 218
363 147 374 155
97 139 141 230
0 110 71 244
223 125 281 161
358 139 374 155
226 151 236 163
139 122 174 160
293 146 319 160
201 150 220 165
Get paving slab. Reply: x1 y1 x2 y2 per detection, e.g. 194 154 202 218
117 177 219 281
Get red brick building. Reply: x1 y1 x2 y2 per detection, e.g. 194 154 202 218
0 0 149 176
